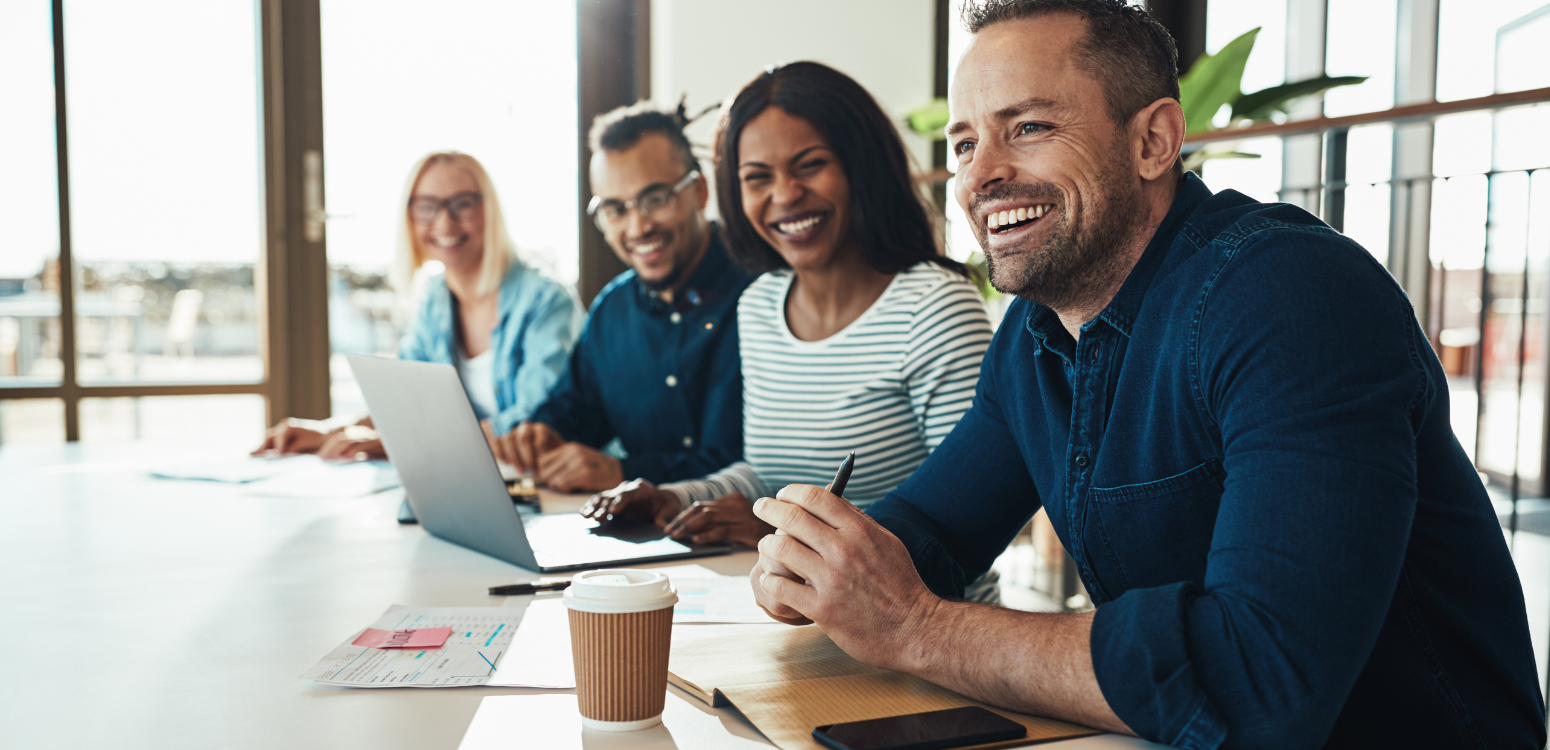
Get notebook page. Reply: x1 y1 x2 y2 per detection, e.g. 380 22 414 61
720 672 1100 750
668 625 883 704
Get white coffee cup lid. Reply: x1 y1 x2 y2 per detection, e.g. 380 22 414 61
563 569 678 614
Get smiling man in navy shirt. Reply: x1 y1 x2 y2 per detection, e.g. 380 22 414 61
746 1 1545 748
494 103 752 493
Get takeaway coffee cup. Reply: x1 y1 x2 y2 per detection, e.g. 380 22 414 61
563 569 678 731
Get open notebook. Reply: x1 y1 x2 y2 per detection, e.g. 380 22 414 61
668 625 1100 750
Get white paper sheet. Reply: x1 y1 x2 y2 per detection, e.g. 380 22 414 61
150 455 312 483
457 693 772 750
302 604 529 688
150 454 401 498
489 597 576 688
243 460 400 498
671 575 772 624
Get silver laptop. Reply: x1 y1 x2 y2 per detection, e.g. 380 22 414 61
348 355 731 572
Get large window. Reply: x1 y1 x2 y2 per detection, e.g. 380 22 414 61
320 0 579 417
0 0 275 445
0 0 65 440
66 0 264 387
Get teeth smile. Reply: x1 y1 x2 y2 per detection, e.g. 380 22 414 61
433 237 464 248
633 241 664 254
776 214 824 235
986 204 1053 231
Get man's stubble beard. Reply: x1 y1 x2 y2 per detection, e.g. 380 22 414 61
638 217 707 293
977 152 1145 312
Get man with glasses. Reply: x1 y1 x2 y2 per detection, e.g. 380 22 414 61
490 102 752 494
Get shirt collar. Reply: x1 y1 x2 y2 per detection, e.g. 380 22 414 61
1094 173 1212 337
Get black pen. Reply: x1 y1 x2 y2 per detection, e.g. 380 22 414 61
487 580 570 596
829 451 856 497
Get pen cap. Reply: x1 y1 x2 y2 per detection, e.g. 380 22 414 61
562 569 678 614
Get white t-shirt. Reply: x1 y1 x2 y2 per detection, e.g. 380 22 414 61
663 262 992 508
455 346 498 422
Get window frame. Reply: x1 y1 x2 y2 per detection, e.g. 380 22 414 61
0 0 331 441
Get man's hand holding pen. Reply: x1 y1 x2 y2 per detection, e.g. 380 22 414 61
748 483 945 673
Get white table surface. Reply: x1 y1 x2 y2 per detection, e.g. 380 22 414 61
0 440 1164 750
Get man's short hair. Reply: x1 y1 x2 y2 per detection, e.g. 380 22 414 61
587 101 699 174
963 0 1180 128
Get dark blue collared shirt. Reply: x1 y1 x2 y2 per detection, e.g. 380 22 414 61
528 230 752 483
868 174 1545 749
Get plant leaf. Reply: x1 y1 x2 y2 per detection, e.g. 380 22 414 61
1178 27 1259 134
907 98 951 140
1230 75 1369 122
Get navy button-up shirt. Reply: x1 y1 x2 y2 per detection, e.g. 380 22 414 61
869 174 1544 749
528 230 751 483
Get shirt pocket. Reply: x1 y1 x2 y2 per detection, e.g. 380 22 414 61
1086 459 1225 595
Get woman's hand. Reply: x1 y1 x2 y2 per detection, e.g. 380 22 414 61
581 479 683 526
664 493 775 548
252 418 332 455
316 425 387 461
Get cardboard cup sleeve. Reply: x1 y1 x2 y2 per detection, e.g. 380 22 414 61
568 606 674 728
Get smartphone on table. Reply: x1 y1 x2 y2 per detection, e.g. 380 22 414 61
812 706 1026 750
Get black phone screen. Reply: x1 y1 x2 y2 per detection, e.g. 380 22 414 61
811 706 1026 750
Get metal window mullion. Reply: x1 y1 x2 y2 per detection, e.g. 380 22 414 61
50 0 79 441
1508 171 1534 544
1473 174 1494 465
1280 0 1327 214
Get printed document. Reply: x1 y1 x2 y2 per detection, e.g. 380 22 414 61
303 604 529 688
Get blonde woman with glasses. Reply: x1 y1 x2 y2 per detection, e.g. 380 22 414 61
255 152 581 460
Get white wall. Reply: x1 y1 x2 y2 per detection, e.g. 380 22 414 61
650 0 937 218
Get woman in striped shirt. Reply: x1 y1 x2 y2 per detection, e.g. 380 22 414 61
583 62 991 556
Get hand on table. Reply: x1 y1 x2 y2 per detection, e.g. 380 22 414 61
663 493 774 547
252 418 333 455
748 483 941 670
537 442 623 493
315 424 386 461
487 421 564 473
581 479 683 526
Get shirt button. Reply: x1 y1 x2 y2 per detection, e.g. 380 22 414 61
1075 453 1089 468
670 312 682 324
682 436 694 447
665 375 678 387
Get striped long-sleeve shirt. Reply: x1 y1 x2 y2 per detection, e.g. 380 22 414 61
662 261 992 508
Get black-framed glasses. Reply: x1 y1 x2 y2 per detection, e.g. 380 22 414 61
587 170 699 232
408 192 483 225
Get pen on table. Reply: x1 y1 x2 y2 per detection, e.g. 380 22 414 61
488 580 570 596
828 451 856 498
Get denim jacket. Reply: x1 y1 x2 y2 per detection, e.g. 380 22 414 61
398 261 581 436
868 174 1545 749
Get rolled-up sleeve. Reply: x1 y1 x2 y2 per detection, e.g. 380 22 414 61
1090 232 1427 750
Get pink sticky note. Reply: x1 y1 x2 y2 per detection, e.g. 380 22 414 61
352 627 453 649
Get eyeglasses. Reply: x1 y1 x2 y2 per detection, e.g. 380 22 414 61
409 192 483 225
587 170 699 233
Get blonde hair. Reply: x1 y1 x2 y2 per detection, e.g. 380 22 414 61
393 152 516 298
